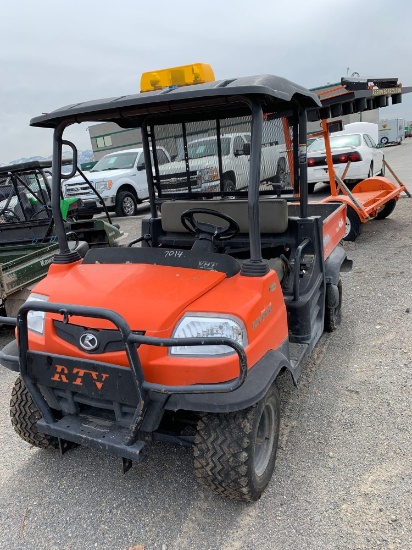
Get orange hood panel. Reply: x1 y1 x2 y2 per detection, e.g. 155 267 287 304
35 262 226 331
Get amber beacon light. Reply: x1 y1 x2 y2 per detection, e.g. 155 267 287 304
140 63 215 92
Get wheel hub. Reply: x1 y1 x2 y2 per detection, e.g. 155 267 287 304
254 402 276 477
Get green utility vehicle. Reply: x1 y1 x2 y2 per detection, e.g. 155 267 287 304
0 160 123 315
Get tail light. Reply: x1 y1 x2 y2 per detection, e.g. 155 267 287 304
336 152 361 163
308 158 315 167
349 152 361 162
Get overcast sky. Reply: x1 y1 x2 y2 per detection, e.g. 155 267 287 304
1 0 412 163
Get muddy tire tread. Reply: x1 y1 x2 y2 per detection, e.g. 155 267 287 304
10 376 59 450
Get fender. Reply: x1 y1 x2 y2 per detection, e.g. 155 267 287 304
351 176 399 194
324 245 351 285
0 339 19 372
165 339 294 413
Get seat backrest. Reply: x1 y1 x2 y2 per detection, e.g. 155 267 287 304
161 199 288 234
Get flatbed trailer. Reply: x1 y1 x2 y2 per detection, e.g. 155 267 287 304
313 120 410 240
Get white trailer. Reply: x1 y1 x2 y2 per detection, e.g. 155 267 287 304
378 118 405 145
343 122 379 144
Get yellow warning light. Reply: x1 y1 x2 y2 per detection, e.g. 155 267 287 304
140 63 215 93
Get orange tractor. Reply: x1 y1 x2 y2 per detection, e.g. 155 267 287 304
1 65 350 501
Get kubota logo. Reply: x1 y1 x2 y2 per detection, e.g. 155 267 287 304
79 332 99 351
51 365 109 390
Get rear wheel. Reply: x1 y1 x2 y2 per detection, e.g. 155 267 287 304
223 179 236 193
307 181 316 194
324 280 342 332
10 376 59 450
193 384 280 502
273 159 290 188
115 191 138 217
343 206 361 241
381 137 389 145
375 199 397 220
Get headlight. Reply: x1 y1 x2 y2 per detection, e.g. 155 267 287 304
94 181 110 193
198 167 219 183
170 313 247 357
26 293 49 335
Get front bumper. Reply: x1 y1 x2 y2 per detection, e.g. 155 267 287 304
0 302 249 456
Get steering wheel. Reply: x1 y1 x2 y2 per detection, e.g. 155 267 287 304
0 209 21 223
181 208 240 242
30 206 52 220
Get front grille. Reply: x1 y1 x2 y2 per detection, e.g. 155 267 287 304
65 183 96 197
54 320 145 354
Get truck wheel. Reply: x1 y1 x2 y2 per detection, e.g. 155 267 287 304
324 280 342 332
380 137 389 145
273 159 290 188
10 376 59 450
223 180 236 193
375 199 396 220
343 206 361 241
193 383 280 502
115 191 138 217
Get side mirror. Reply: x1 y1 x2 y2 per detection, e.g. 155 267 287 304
137 163 146 171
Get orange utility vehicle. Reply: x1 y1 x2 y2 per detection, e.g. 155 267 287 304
0 65 350 502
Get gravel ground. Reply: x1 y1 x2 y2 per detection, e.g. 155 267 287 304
0 144 411 550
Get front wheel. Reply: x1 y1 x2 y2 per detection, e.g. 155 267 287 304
10 376 59 450
115 191 138 217
193 383 280 502
343 206 361 241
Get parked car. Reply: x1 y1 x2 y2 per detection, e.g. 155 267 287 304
307 131 384 193
62 147 171 217
159 133 288 193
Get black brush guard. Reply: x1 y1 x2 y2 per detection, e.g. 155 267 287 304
1 301 247 461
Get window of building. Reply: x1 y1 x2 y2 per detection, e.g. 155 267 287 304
96 135 112 148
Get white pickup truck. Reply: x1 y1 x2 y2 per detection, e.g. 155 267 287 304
159 133 288 193
62 147 171 217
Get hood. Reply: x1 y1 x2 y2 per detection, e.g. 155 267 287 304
36 262 226 332
160 157 217 175
65 168 134 184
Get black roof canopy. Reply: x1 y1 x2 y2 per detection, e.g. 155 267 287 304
30 74 322 129
0 158 72 176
